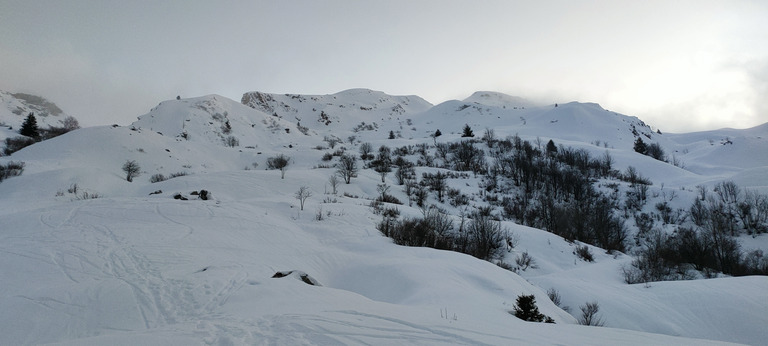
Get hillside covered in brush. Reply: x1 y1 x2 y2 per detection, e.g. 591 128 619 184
1 89 766 345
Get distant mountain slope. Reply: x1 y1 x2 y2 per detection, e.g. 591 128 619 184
463 91 541 109
413 99 663 151
0 90 73 130
242 88 433 140
1 90 81 155
241 88 432 119
666 122 768 172
129 90 766 190
130 94 302 151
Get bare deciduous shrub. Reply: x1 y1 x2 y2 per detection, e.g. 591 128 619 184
150 171 187 183
0 161 25 182
223 135 239 147
515 251 537 271
169 171 188 179
547 288 569 312
150 173 166 183
465 212 507 261
578 301 605 326
75 191 101 200
574 244 594 262
3 137 36 155
61 115 80 131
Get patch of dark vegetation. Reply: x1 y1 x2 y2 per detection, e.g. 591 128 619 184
511 294 555 323
3 137 36 155
0 161 25 182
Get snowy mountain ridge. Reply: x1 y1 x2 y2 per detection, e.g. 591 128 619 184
0 89 766 345
0 90 71 129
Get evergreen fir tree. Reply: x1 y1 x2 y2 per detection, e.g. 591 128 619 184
546 139 558 155
512 294 554 323
19 113 39 138
461 124 474 137
633 137 647 155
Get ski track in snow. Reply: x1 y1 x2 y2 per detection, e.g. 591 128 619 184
154 202 196 239
199 266 248 314
29 203 217 333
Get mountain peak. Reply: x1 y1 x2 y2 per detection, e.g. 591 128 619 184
463 91 539 109
240 89 432 123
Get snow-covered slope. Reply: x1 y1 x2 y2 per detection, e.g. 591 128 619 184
0 90 73 130
665 123 768 191
131 95 302 151
463 91 541 109
413 99 662 151
1 90 81 155
241 88 432 140
2 167 760 345
1 90 766 345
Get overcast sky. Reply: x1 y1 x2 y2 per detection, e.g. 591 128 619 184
1 0 766 132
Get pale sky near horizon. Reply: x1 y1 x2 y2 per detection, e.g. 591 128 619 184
1 0 766 132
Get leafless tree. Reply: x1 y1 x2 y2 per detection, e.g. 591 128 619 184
328 174 340 195
359 142 373 160
61 116 80 131
295 186 312 211
337 154 358 184
267 154 291 179
122 160 140 182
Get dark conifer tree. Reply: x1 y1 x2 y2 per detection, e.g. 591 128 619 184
546 139 558 155
19 113 39 138
633 137 647 155
512 294 553 323
461 124 474 137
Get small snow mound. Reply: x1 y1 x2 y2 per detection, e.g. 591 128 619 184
272 270 322 286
